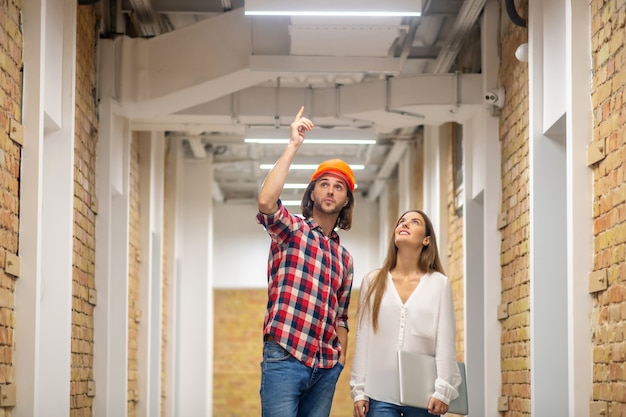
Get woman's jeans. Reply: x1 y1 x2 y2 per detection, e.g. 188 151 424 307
368 398 437 417
260 340 344 417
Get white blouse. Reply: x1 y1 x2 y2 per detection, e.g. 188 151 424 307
350 270 461 406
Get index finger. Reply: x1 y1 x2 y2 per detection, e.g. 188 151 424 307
295 106 304 119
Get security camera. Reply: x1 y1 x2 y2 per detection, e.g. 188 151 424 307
484 87 505 109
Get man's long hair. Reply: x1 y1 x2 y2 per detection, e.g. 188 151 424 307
359 209 445 331
300 180 355 230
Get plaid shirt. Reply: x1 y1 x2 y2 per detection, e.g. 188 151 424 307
257 201 353 368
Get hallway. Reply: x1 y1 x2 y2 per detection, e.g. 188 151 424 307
0 1 618 416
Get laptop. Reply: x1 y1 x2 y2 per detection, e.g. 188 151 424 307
397 351 469 415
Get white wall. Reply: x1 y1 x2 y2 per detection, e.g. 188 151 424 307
212 195 380 289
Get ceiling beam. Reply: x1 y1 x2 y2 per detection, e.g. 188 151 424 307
367 140 410 202
250 55 402 74
99 8 274 118
186 138 207 159
428 0 486 73
127 0 165 36
165 74 483 132
398 17 420 70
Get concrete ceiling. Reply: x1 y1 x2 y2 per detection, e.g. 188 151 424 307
105 0 486 203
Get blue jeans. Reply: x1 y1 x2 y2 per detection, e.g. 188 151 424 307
368 399 437 417
260 340 344 417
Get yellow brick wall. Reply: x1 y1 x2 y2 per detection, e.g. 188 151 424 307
213 289 265 416
0 0 22 403
590 1 626 415
331 289 359 417
445 124 466 362
498 11 530 417
71 5 100 416
128 134 141 416
213 288 360 417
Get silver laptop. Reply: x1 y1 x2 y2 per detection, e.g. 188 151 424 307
397 351 469 415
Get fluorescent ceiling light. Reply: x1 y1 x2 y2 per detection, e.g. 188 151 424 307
245 126 376 145
281 200 303 206
260 164 365 170
284 183 308 189
245 0 421 17
246 11 419 16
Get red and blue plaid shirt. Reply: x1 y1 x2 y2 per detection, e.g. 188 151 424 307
257 201 353 368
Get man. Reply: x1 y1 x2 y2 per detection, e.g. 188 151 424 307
256 106 355 417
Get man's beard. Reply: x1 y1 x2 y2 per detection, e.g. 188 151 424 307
313 198 344 215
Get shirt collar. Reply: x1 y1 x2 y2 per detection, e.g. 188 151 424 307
305 217 340 242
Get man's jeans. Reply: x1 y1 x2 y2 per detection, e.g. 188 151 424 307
368 399 436 417
260 340 344 417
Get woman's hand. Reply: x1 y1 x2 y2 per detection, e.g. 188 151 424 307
290 106 314 146
427 397 449 415
353 400 369 417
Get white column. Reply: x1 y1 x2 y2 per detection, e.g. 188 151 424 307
16 1 76 415
461 116 486 417
94 98 131 417
529 0 569 415
15 1 46 414
177 158 214 416
479 1 503 416
137 132 166 417
565 0 593 414
163 140 184 417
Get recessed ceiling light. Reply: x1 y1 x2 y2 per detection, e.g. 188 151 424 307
244 0 422 17
281 200 303 206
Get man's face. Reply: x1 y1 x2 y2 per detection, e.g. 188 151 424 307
310 174 350 215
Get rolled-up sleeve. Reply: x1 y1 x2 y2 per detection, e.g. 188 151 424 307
432 278 461 405
256 201 297 244
336 256 353 330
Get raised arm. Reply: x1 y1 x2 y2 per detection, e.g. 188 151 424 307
257 106 314 214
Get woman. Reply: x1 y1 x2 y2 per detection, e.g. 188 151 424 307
350 210 461 417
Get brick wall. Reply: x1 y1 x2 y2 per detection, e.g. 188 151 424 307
445 124 466 361
590 1 626 416
213 288 360 417
128 134 141 416
71 5 100 416
0 0 22 404
213 289 266 416
331 289 359 417
498 12 530 417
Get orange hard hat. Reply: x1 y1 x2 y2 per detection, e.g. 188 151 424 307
310 159 355 192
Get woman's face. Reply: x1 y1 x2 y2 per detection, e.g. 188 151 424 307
395 211 430 248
